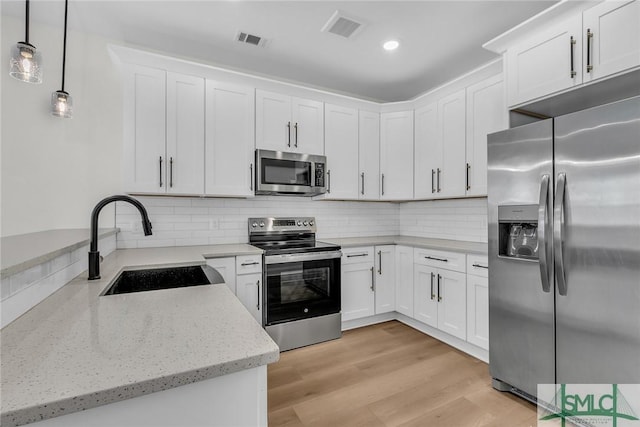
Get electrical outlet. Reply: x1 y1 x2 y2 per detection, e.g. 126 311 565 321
209 219 219 230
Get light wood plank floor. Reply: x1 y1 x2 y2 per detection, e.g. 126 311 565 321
268 321 536 427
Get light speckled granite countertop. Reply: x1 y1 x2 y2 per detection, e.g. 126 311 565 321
0 244 277 427
1 228 119 278
323 235 488 255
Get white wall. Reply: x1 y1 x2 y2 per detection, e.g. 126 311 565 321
1 15 122 237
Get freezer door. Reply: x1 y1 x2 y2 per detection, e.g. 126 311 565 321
488 119 555 397
554 96 640 384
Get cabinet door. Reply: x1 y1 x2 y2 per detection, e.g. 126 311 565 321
438 90 466 199
380 111 414 200
341 262 375 321
465 75 506 197
413 264 438 328
205 81 255 197
123 65 166 193
374 245 396 314
292 97 324 155
437 269 467 340
206 257 237 294
166 72 205 195
395 246 414 317
466 274 489 350
414 102 439 199
583 0 640 82
324 104 359 199
255 90 292 152
358 111 380 200
506 15 583 106
236 272 263 324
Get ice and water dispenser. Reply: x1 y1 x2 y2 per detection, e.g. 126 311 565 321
498 205 539 260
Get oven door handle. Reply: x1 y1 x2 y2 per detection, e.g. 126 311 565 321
265 250 343 264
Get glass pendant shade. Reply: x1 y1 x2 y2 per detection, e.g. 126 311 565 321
51 90 73 118
9 42 43 84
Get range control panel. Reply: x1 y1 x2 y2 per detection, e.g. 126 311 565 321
248 217 316 234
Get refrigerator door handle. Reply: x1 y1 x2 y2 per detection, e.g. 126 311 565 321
538 174 551 293
554 172 568 296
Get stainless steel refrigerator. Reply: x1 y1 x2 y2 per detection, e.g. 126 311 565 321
487 96 640 400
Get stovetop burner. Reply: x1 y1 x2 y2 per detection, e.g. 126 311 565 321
248 217 340 255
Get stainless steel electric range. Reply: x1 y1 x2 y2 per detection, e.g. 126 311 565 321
248 217 342 351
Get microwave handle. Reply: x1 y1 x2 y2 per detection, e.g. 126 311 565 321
327 170 331 194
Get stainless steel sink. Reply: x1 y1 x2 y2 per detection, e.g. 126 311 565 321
101 265 225 296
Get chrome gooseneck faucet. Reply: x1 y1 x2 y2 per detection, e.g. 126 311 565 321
88 195 152 280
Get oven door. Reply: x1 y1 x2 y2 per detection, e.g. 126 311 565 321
264 251 341 325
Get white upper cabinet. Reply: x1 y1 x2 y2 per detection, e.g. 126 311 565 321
358 111 381 200
124 65 167 194
166 72 205 195
414 102 439 199
255 90 324 155
583 0 640 82
324 104 359 199
506 15 583 106
438 90 466 199
205 81 255 197
465 75 506 197
380 111 414 200
124 66 204 195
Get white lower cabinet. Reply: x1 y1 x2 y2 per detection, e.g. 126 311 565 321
413 264 438 328
341 247 376 321
395 246 414 317
374 246 396 314
206 257 237 293
236 273 263 324
466 254 489 350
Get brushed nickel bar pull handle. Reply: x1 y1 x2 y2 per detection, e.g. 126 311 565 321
346 253 368 258
430 272 435 300
256 280 260 310
378 250 382 274
159 156 163 187
466 163 471 191
437 168 441 193
586 29 593 72
425 255 448 263
169 157 173 188
538 174 551 293
241 261 260 266
431 169 436 193
294 122 298 148
437 274 442 302
370 267 375 291
287 121 291 147
570 36 577 78
381 173 385 196
472 264 489 269
327 170 331 194
554 173 568 296
361 172 365 195
249 164 253 191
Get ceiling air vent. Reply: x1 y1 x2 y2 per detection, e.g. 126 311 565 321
236 31 267 47
321 11 364 39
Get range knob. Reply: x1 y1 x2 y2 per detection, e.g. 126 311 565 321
252 222 258 228
309 220 314 226
303 221 308 226
259 222 265 227
297 221 302 226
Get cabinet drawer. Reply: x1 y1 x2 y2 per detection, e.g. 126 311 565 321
467 254 489 278
414 249 465 273
341 247 374 265
236 255 263 275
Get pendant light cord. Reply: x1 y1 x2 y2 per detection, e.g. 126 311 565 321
25 0 30 43
61 0 68 92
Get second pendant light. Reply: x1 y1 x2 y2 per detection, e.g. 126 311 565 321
51 0 72 118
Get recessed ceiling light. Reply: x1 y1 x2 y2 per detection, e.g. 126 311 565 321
383 40 399 51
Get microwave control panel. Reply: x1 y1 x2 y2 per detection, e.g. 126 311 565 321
315 163 325 187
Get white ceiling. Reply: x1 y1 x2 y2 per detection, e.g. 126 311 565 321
2 1 557 102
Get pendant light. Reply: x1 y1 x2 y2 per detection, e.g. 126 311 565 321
9 0 43 84
51 0 72 118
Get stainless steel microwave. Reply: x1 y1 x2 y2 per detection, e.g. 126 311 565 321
255 149 326 196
